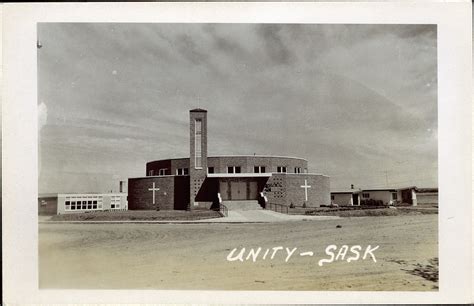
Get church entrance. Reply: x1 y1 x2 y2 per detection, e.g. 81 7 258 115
219 180 259 201
230 181 247 200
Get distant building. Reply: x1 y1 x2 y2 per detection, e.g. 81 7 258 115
359 188 402 205
38 193 58 216
331 186 438 206
57 193 128 214
331 189 361 206
40 188 128 215
127 109 331 211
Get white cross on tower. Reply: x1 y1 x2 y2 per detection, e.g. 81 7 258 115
300 179 311 202
148 182 160 205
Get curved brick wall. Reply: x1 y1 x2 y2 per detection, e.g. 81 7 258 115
146 156 308 176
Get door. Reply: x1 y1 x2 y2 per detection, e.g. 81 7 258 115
219 181 230 200
352 194 359 206
248 181 258 200
231 181 247 200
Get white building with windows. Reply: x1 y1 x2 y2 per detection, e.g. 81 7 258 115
359 189 400 205
57 193 128 214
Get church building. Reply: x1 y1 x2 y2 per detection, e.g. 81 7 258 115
127 109 330 211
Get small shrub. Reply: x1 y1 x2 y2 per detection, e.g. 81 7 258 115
302 202 306 208
289 203 295 208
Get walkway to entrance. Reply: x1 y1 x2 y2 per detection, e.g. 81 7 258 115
207 209 339 223
221 200 262 211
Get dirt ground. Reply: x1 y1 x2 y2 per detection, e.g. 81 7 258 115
50 210 221 221
39 214 438 291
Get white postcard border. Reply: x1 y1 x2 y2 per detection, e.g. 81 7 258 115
2 2 472 304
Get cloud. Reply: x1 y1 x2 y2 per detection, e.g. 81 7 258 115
38 23 437 193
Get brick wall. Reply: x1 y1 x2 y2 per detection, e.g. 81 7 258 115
145 156 308 177
207 156 307 174
146 159 172 176
128 176 190 210
264 173 330 207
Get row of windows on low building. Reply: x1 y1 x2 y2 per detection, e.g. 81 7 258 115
64 196 123 211
148 166 307 176
65 199 102 210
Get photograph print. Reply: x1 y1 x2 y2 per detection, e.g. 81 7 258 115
37 23 438 291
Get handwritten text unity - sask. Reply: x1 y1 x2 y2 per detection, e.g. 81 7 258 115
226 245 379 266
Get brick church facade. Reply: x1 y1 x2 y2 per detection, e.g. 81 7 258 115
127 109 330 210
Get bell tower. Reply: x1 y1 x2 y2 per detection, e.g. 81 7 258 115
189 109 208 210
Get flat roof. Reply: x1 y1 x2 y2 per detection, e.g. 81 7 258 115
331 190 361 194
283 172 329 177
360 188 398 192
147 155 308 164
190 108 207 112
208 155 308 161
207 173 272 178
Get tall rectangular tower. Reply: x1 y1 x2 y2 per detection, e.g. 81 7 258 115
189 109 208 210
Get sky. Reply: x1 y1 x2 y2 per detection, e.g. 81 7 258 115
37 23 437 194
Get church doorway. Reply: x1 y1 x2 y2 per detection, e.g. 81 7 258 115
219 180 259 201
230 181 247 200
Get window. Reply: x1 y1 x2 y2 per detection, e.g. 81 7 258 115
294 167 302 173
159 168 168 176
207 167 215 174
65 201 70 210
195 119 202 169
254 166 266 173
111 196 121 210
227 166 241 174
331 195 335 200
176 168 189 175
277 166 287 173
392 193 398 200
148 170 154 176
362 193 370 198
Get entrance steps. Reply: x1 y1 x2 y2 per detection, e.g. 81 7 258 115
222 200 262 211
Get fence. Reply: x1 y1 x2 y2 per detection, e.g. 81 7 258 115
266 202 289 214
216 192 228 217
219 203 229 217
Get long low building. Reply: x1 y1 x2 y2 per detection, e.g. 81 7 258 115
128 109 331 211
57 193 128 214
331 186 438 206
39 192 128 215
